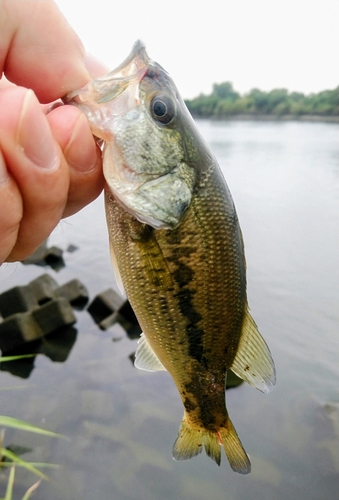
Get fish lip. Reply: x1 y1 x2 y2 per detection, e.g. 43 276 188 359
64 40 149 103
103 40 148 79
62 41 150 141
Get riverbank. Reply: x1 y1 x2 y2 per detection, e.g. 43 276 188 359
185 82 339 123
191 113 339 123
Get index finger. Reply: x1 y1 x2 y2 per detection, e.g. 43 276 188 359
0 0 90 103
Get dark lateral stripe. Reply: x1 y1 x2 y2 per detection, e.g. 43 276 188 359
166 229 206 364
174 285 204 364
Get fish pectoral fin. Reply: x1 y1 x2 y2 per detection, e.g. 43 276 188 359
109 239 125 295
230 309 276 394
134 333 167 372
172 413 251 473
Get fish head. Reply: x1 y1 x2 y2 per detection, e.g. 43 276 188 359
64 41 209 229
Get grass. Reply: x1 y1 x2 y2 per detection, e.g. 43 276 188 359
0 356 62 499
0 466 41 500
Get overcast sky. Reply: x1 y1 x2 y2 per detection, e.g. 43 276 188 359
55 0 339 99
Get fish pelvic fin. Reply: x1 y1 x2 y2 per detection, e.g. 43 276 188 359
230 308 276 394
172 413 251 473
134 333 167 372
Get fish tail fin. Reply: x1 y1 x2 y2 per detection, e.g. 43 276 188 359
172 415 206 462
172 413 251 473
218 418 251 474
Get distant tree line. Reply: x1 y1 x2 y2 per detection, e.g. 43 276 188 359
185 82 339 119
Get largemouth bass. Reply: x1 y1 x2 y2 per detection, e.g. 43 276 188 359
64 41 276 473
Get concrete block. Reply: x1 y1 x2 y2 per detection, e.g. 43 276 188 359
66 244 78 253
22 242 65 270
0 312 44 352
119 300 138 324
22 240 48 265
0 286 38 318
0 353 36 379
98 312 119 330
56 279 89 309
87 288 138 328
44 246 65 270
87 288 124 324
32 298 76 335
39 326 77 362
124 321 142 339
45 246 63 262
29 274 58 304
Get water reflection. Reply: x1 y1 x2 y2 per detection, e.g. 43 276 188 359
0 327 78 378
0 120 338 499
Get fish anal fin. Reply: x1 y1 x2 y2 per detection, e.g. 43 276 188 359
230 309 276 394
134 333 167 372
172 414 250 473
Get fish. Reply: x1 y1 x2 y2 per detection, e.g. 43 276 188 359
64 40 276 473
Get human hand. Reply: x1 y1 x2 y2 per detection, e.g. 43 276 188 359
0 0 106 264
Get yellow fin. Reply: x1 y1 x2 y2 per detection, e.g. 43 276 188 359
172 417 204 462
219 419 251 474
134 333 167 372
172 413 251 473
230 309 276 394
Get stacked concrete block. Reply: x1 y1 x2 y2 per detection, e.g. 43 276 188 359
0 274 87 354
44 246 64 265
87 288 138 331
29 274 59 304
87 288 123 326
39 326 77 363
0 286 38 318
0 312 44 352
22 241 65 270
31 298 76 336
55 279 89 309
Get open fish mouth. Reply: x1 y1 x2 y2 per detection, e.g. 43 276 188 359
66 40 149 102
63 40 150 140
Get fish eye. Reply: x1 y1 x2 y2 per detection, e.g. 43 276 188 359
150 95 175 125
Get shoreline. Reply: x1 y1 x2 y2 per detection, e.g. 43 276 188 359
191 114 339 123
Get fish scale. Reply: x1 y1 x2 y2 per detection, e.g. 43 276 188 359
65 40 276 473
105 162 247 454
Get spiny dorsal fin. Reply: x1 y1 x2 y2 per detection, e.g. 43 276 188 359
230 309 276 394
134 333 167 372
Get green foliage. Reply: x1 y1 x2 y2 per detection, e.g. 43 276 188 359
185 83 339 118
212 82 240 101
0 466 41 500
0 356 62 498
185 94 219 117
0 416 63 439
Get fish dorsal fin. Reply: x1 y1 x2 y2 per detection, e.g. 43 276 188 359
109 239 125 295
230 309 276 394
134 333 167 372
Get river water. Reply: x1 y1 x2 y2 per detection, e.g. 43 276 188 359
0 119 338 499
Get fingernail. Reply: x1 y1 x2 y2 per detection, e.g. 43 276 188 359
17 90 60 169
64 112 98 173
0 151 9 184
